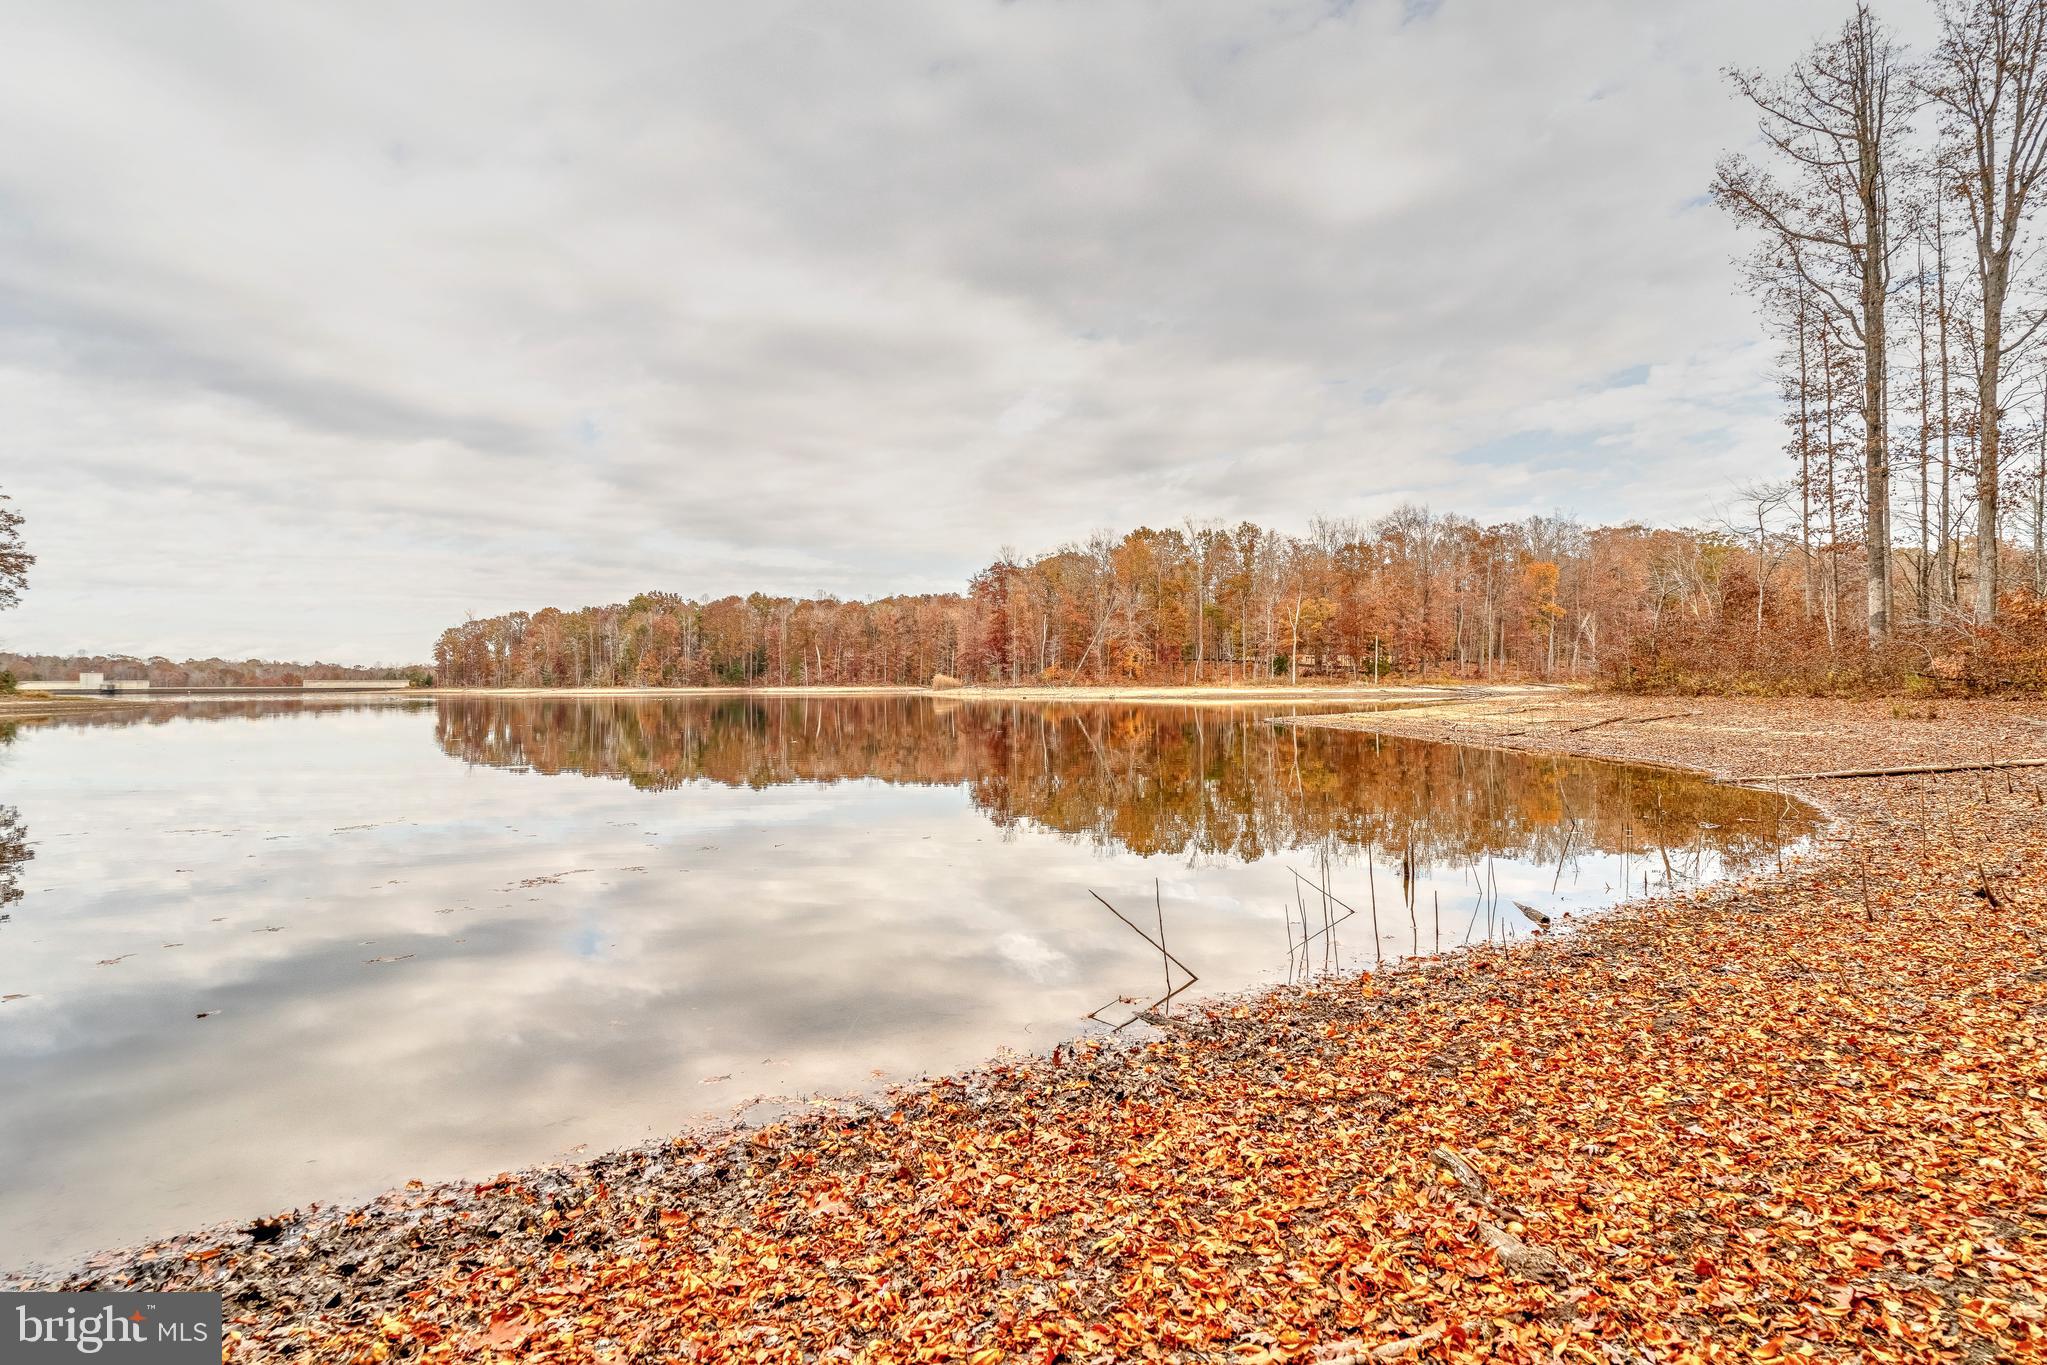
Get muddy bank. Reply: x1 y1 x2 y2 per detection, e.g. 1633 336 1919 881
11 697 2045 1363
0 693 153 724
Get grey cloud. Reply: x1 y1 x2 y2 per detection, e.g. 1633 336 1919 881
0 0 1871 659
0 266 543 453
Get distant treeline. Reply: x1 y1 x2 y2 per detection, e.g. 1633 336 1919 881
1 653 425 688
433 511 2047 694
434 512 1591 690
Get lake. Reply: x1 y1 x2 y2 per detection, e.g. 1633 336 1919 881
0 695 1815 1267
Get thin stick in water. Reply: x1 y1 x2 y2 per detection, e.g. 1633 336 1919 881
1155 877 1170 1018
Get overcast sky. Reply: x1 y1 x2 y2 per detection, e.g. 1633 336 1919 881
0 0 1907 664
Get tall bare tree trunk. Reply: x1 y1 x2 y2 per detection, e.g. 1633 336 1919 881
1917 250 1934 618
1799 293 1818 616
1823 328 1842 651
2036 377 2047 592
1865 240 1892 636
1714 4 1904 638
1938 200 1957 611
1922 0 2047 620
1979 252 2007 617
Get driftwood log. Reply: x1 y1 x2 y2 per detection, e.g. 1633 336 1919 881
1429 1146 1494 1205
1370 1328 1446 1361
1563 709 1700 733
1429 1146 1569 1284
1316 1325 1448 1363
1476 1220 1569 1284
1511 900 1551 927
1720 757 2047 783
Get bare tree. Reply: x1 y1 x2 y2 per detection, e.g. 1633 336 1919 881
1758 264 1822 615
2033 365 2047 589
1727 480 1798 645
1919 0 2047 619
0 491 29 612
1913 238 1936 616
1933 187 1963 610
1182 516 1220 684
1715 4 1912 638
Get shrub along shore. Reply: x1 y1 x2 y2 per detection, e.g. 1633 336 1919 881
12 697 2046 1363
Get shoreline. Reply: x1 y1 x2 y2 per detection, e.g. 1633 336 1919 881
2 681 1563 716
0 693 155 723
11 696 2044 1362
414 681 1559 704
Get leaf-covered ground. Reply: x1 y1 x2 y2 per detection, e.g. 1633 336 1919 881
20 697 2047 1362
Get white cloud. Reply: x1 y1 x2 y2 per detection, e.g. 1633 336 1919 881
0 0 1883 659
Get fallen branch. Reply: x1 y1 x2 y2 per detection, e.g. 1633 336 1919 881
1317 1326 1448 1363
1564 710 1700 733
1477 1220 1569 1284
1370 1328 1446 1362
1430 1148 1565 1284
1429 1146 1493 1205
1511 900 1551 927
1719 758 2047 783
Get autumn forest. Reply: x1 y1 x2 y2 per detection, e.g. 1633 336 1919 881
430 503 2047 693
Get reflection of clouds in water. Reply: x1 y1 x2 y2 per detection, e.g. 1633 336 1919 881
0 699 1815 1268
993 931 1069 983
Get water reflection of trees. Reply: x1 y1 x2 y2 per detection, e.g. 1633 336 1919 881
15 699 432 731
434 698 1815 872
0 806 28 908
0 720 26 908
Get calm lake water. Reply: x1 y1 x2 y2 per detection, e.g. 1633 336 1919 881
0 696 1814 1266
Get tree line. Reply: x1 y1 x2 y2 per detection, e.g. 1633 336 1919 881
0 653 424 688
429 505 2047 692
433 513 1625 689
